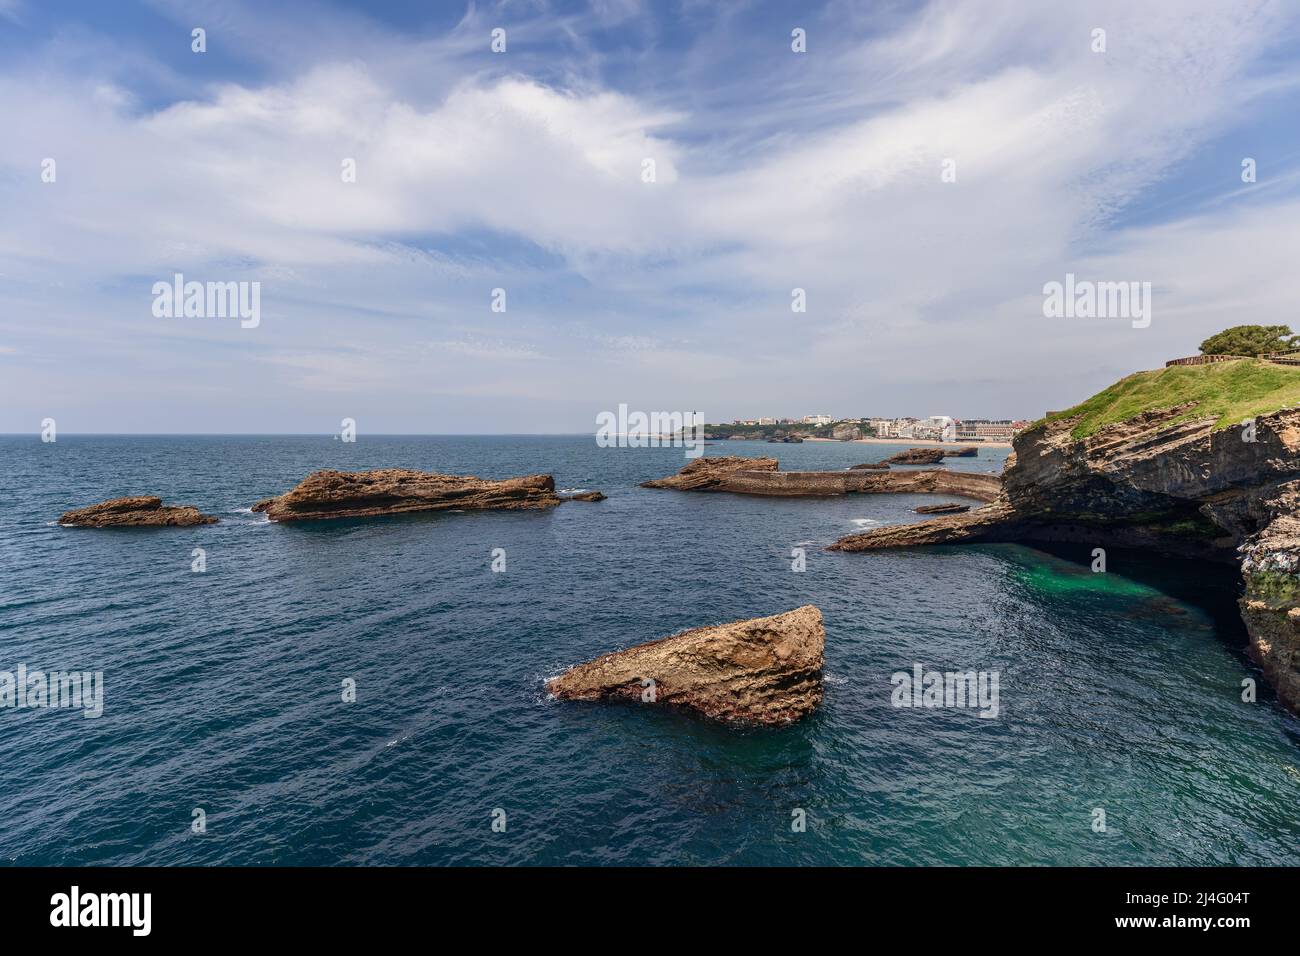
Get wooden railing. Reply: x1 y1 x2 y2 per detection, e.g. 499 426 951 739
1165 351 1300 367
1165 354 1248 366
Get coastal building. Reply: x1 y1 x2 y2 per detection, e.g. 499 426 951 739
955 419 1022 442
802 414 833 426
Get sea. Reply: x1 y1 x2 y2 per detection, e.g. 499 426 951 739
1 435 1297 865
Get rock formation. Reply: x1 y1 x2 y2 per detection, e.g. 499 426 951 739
60 496 218 528
915 503 970 515
252 469 562 521
850 462 890 470
883 447 946 465
643 456 999 500
831 423 862 441
564 490 606 502
832 402 1300 713
943 446 979 457
546 606 824 726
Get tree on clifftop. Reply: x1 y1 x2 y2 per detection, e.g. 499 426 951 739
1199 324 1300 356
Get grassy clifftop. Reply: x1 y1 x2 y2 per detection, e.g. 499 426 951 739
1043 359 1300 439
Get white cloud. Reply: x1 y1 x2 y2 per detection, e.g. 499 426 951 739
0 0 1298 430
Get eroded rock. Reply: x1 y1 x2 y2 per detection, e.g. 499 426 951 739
252 469 561 521
546 605 824 726
60 496 218 528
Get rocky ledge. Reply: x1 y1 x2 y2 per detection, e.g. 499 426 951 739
252 468 562 521
832 402 1300 712
546 605 824 726
642 455 1000 500
883 447 946 465
915 503 970 515
60 496 218 528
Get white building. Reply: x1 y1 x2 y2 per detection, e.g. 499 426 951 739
802 414 833 426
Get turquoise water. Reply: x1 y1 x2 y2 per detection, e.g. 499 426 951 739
0 435 1297 865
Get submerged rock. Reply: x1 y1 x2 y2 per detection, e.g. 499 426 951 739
546 606 824 726
564 490 606 502
60 496 218 528
251 468 562 521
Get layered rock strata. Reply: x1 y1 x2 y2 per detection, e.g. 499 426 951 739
546 606 824 726
252 469 562 521
642 456 999 501
60 496 218 527
832 405 1300 712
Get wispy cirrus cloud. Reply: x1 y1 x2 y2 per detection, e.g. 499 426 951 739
1 0 1299 432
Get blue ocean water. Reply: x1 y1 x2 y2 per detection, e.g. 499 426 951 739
0 435 1297 866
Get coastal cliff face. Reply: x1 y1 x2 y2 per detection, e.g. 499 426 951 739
546 605 824 726
832 404 1300 711
643 457 1000 501
252 469 562 521
60 496 218 527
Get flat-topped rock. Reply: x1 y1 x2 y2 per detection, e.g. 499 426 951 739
546 606 824 726
643 457 1000 500
251 468 562 521
883 447 946 465
850 462 890 470
640 456 779 491
914 502 970 514
60 496 218 528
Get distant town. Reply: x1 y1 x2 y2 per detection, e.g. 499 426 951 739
705 415 1031 443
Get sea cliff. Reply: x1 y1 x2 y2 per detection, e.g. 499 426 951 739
831 359 1300 712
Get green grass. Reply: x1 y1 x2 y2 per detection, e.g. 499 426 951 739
1039 359 1300 440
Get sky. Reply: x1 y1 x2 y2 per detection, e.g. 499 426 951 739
2 0 1300 433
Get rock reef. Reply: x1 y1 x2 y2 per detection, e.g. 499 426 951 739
642 456 1000 500
252 469 562 521
832 403 1300 712
883 447 946 465
546 605 824 726
914 503 970 515
60 496 218 528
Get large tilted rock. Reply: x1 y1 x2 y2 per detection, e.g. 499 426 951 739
252 468 562 521
60 496 218 527
547 606 824 726
643 456 1000 500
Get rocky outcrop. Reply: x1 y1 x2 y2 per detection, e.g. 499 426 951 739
643 457 1000 500
832 424 862 441
546 606 824 726
252 469 562 521
850 462 890 470
563 490 606 502
832 402 1300 712
60 496 218 528
883 447 946 465
915 503 970 515
944 446 979 457
641 456 779 490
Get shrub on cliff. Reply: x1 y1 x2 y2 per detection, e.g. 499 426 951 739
1199 324 1299 357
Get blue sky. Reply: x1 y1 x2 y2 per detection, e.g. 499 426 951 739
2 0 1300 432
